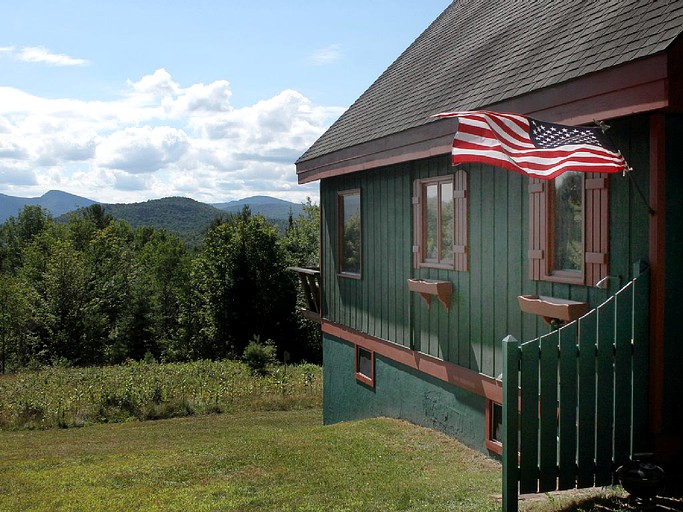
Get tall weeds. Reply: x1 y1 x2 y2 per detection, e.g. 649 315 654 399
0 360 321 430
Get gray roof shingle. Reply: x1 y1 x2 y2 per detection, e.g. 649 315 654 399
298 0 683 164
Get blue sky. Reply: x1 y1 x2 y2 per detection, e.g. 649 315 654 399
0 1 451 204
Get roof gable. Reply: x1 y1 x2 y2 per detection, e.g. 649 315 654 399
298 0 683 166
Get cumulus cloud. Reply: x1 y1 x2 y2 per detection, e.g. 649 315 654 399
0 69 343 203
0 166 37 185
17 46 89 66
97 126 190 173
0 136 29 159
114 172 149 191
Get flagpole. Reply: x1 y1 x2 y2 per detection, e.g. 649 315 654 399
624 167 656 216
594 119 655 216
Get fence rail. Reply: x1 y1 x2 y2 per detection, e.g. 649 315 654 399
502 264 650 512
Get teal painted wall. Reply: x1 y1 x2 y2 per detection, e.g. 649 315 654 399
320 116 651 380
323 333 489 454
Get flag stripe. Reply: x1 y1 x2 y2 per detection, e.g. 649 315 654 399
434 110 627 179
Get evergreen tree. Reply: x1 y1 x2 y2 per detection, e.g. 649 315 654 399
192 207 298 359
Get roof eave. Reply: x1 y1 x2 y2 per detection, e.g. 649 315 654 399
297 52 677 184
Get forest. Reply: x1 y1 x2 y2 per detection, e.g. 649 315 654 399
0 200 320 374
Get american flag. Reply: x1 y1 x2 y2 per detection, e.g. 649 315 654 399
434 110 627 179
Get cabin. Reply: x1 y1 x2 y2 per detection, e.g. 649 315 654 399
293 1 683 508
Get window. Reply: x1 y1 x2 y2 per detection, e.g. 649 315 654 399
550 171 583 279
355 345 374 387
413 169 468 271
486 401 503 455
486 400 520 456
338 189 361 277
529 172 608 285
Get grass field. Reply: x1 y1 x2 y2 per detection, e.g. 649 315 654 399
0 408 640 512
0 363 644 511
1 408 504 511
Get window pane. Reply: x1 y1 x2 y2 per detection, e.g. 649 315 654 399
357 347 372 379
341 192 361 274
491 403 503 443
440 181 454 263
552 171 582 272
424 184 438 261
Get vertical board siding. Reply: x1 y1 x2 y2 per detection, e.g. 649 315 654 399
494 170 510 378
322 167 413 348
481 166 497 376
468 165 484 371
321 116 650 379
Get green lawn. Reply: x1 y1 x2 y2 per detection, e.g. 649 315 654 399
1 408 502 512
0 408 638 512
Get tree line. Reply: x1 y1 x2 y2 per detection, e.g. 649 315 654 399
0 201 320 373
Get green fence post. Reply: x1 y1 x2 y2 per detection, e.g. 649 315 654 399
503 335 520 512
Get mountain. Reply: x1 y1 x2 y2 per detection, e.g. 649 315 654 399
102 196 301 245
1 191 305 245
213 195 303 219
103 197 224 245
0 190 96 223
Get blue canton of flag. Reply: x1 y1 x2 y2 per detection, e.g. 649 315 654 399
529 119 616 151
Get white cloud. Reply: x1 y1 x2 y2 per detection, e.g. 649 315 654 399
114 172 149 192
97 126 190 173
310 44 342 65
0 69 342 204
0 166 37 186
172 81 232 114
17 46 89 67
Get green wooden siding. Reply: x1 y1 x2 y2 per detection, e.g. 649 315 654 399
321 166 413 348
321 116 652 378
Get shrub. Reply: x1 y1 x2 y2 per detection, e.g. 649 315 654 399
242 336 277 375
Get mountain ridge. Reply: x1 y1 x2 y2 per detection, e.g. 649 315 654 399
0 190 97 222
0 191 304 225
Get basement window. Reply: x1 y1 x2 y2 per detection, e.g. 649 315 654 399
486 401 503 455
355 346 374 387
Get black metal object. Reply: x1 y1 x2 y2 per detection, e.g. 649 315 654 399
616 458 665 510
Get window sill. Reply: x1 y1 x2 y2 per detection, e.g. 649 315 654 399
416 261 455 271
539 271 585 286
338 272 361 280
486 439 503 456
354 373 374 387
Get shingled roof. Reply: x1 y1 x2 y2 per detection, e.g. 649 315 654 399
297 0 683 168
